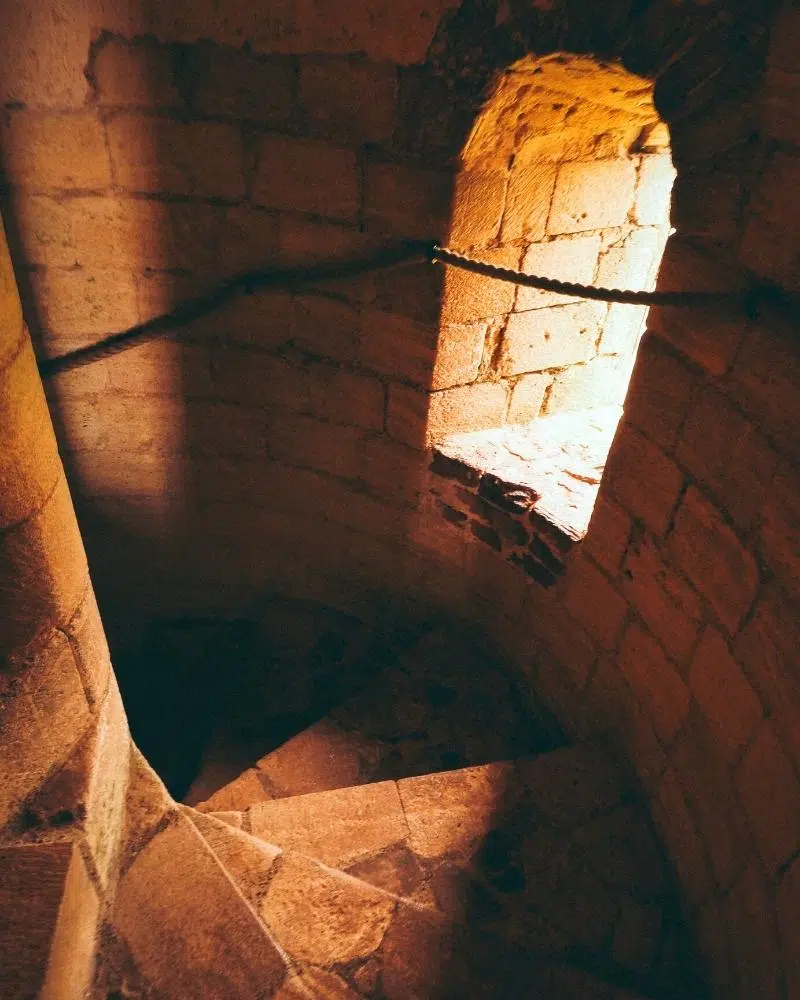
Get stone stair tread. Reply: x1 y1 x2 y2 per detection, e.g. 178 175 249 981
188 806 664 1000
199 747 689 998
110 811 289 999
197 625 563 811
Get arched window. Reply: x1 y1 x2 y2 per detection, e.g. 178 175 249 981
428 55 675 577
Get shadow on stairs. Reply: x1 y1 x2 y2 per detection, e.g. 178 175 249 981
104 598 706 1000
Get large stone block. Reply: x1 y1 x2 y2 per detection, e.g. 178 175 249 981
93 38 181 108
618 620 690 745
0 0 94 106
24 682 130 884
308 364 385 430
182 45 294 123
652 768 714 911
672 710 753 891
758 463 800 600
647 236 748 376
689 626 763 762
676 386 778 531
620 530 704 667
582 495 632 576
299 56 397 143
0 630 90 825
448 169 506 250
499 162 557 244
0 334 62 530
634 154 676 226
500 302 603 375
0 841 99 1000
516 234 601 312
735 581 800 767
360 309 437 385
507 372 551 424
249 780 408 868
741 150 800 294
29 268 139 347
268 413 366 480
253 135 359 221
623 332 699 451
427 381 508 440
364 160 452 240
545 354 633 414
386 381 428 449
261 852 395 966
107 115 245 200
668 486 759 634
291 293 360 362
562 554 629 651
115 815 286 996
548 159 638 235
602 422 684 537
1 111 111 191
0 475 89 657
13 195 227 272
212 350 310 412
440 245 519 326
432 321 487 389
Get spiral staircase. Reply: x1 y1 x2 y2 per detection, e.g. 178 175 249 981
96 601 705 1000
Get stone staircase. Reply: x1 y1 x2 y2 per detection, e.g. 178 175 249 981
100 606 705 999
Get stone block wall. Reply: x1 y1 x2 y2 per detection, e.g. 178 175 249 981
432 55 674 439
0 2 799 999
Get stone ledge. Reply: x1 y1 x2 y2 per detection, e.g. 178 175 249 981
429 406 623 585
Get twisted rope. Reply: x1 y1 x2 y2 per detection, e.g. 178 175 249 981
39 239 744 378
431 245 738 307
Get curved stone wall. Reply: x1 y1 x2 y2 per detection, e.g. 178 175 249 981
0 1 798 997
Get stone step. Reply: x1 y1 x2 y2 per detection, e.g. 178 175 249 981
202 747 699 998
187 804 664 1000
197 625 563 812
108 810 290 998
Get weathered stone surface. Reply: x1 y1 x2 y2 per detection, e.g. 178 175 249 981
398 762 514 859
261 851 396 965
689 627 763 762
115 814 286 997
0 335 62 531
190 810 281 906
2 112 112 191
249 779 408 869
0 630 91 826
603 423 684 538
198 767 273 813
380 905 454 1000
24 682 130 884
668 486 759 634
121 746 176 862
500 302 603 375
618 621 690 745
256 719 372 798
0 841 98 1000
548 159 638 234
253 135 359 221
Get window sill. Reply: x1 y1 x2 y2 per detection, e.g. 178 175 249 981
429 406 623 586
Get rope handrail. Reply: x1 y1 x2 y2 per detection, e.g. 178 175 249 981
38 239 749 378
